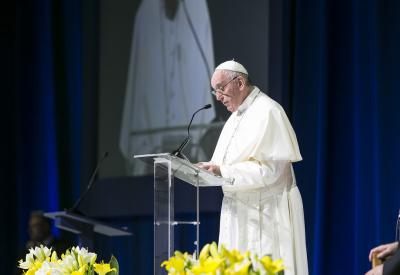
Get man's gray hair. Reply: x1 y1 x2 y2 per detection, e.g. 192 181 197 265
224 70 251 85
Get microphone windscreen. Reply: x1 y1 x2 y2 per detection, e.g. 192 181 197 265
204 104 212 109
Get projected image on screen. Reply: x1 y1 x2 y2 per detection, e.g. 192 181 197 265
119 0 217 176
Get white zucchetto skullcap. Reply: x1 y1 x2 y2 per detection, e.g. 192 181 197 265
215 60 248 75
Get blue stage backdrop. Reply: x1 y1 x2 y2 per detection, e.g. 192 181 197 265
3 0 400 275
1 0 83 274
291 0 400 274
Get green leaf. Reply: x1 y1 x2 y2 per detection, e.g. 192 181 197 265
249 270 260 275
108 255 119 275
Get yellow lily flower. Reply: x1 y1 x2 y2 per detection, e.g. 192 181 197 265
191 257 223 275
161 243 286 275
221 246 244 266
260 255 284 275
93 262 117 275
161 255 186 274
199 243 210 262
25 261 42 275
209 242 220 259
50 251 58 263
224 258 251 275
71 264 88 275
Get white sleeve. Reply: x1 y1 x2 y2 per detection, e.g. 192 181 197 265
220 159 289 192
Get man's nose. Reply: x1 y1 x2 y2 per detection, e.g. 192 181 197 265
216 93 223 101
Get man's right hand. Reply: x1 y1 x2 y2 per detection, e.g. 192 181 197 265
369 242 399 262
365 265 383 275
196 162 221 176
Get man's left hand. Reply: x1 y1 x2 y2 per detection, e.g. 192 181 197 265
365 265 383 275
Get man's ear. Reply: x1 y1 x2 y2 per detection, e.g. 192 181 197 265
237 76 245 89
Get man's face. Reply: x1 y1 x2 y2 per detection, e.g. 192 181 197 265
28 216 50 242
211 71 243 113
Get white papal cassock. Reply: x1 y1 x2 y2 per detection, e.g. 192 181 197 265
211 87 309 275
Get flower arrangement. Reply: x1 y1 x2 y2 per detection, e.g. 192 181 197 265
18 245 119 275
161 242 284 275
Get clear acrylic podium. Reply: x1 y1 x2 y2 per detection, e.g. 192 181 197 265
134 153 233 274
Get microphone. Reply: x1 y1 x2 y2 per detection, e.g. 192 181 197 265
69 152 109 214
172 104 212 159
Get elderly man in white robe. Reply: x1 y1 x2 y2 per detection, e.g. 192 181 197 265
198 60 309 275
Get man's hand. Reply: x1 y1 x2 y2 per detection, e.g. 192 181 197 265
369 242 399 262
365 265 383 275
196 162 221 176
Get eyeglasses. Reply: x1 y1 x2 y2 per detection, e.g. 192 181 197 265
210 76 239 97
